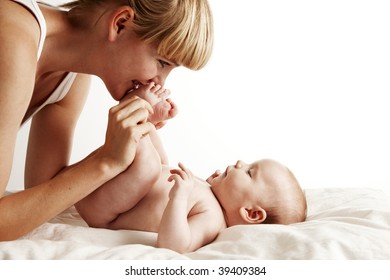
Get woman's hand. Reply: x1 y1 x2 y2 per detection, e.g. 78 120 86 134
97 95 154 173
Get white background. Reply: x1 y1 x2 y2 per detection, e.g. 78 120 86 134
8 0 390 193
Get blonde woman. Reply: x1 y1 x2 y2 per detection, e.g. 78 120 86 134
0 0 213 241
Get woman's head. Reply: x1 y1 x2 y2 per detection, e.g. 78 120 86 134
63 0 213 70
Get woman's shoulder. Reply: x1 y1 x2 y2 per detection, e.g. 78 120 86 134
0 0 41 55
0 1 41 120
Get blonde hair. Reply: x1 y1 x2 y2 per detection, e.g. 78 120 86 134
62 0 214 70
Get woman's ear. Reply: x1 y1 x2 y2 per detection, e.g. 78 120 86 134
239 206 267 224
108 7 135 42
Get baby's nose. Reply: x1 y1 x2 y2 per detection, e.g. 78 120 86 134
235 160 244 168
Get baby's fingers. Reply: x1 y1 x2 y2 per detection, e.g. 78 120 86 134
177 163 193 179
169 168 187 180
206 170 221 184
168 173 182 183
115 95 153 116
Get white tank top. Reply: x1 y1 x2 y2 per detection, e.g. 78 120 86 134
12 0 77 125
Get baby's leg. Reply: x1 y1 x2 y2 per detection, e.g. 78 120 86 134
75 134 162 228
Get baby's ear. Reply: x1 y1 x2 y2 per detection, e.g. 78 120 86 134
239 206 267 224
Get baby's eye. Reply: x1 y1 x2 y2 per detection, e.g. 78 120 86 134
247 169 252 178
158 59 171 68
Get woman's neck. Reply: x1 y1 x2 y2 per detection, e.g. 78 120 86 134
37 4 96 76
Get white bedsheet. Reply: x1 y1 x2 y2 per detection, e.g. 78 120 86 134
1 188 389 259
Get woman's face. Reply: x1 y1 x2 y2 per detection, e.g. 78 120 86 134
102 31 177 101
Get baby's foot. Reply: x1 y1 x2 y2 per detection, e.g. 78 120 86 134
133 83 178 125
134 82 169 107
149 98 178 127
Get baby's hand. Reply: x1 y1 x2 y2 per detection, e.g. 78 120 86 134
168 163 195 200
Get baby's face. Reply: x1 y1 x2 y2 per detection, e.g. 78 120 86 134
208 159 289 217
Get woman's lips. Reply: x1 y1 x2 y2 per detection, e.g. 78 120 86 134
127 80 141 93
121 81 142 100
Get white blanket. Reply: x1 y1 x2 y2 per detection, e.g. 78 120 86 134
1 188 389 259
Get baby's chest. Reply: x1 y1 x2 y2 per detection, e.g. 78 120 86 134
127 181 204 232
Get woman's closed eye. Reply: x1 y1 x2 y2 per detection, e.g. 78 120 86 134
158 59 171 68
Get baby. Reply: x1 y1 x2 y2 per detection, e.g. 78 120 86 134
75 85 307 253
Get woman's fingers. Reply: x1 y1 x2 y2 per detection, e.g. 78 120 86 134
101 96 156 171
113 95 153 117
129 121 155 142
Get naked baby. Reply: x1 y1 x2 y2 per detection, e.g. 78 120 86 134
75 84 307 253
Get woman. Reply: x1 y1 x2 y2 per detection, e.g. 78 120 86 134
0 0 213 241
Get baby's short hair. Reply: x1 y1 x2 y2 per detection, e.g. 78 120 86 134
263 168 307 225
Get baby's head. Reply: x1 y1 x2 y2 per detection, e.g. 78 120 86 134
207 159 307 227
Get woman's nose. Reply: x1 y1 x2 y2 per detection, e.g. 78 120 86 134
148 68 172 86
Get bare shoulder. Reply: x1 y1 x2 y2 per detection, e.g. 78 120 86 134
190 181 226 228
185 182 226 250
0 1 43 123
0 0 41 50
0 0 42 98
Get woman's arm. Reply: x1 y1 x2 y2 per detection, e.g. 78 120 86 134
24 74 90 188
0 0 154 241
0 70 153 242
0 95 153 241
0 0 38 192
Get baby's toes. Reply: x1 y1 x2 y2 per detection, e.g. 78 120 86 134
158 89 171 99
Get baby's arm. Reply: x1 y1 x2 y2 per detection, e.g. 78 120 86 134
157 163 221 253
